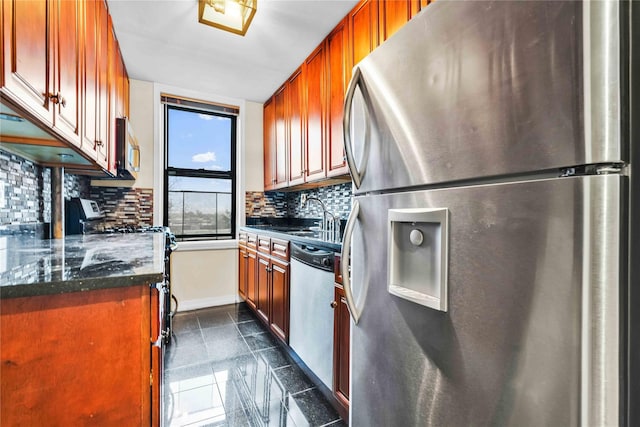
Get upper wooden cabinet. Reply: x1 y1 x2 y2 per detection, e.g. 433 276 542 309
1 0 129 174
274 85 288 189
1 0 54 127
1 0 82 146
262 0 433 190
304 42 327 182
349 0 379 70
263 98 277 190
326 18 350 178
287 67 305 186
379 0 413 42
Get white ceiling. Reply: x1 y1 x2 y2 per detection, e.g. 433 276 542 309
107 0 359 103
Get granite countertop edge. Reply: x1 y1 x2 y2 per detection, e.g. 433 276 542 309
0 272 165 299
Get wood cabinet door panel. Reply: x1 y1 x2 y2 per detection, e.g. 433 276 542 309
246 249 257 310
81 0 98 158
263 99 276 190
274 85 288 188
380 0 411 42
95 0 109 167
238 247 248 299
333 285 350 410
288 68 305 186
2 0 53 125
0 286 151 425
256 254 270 324
305 43 326 182
53 0 80 145
327 18 349 177
349 0 379 68
269 258 289 343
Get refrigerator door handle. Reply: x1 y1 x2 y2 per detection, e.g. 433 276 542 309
341 200 360 324
343 67 369 189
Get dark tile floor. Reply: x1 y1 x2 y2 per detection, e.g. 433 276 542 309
163 303 345 427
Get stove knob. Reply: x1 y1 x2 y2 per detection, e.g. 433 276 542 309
321 258 331 267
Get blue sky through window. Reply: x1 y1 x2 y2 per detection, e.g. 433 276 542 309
168 108 232 172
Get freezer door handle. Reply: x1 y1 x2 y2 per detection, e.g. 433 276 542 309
341 200 360 324
343 66 371 190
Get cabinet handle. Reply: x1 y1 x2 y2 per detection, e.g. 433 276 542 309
95 140 104 147
48 93 66 107
330 301 338 309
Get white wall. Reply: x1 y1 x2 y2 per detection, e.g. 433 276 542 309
115 79 265 311
244 101 264 192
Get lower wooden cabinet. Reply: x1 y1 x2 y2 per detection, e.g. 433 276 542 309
0 284 159 426
238 232 290 343
333 255 350 413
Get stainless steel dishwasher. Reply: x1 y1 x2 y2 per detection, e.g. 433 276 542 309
289 242 335 389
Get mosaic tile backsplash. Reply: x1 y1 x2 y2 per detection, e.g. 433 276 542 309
90 187 153 229
1 149 152 229
246 183 353 220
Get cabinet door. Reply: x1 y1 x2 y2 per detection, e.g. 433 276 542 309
305 42 327 182
349 0 379 69
52 0 81 146
95 0 109 168
246 249 258 310
270 258 289 343
150 286 162 426
256 253 270 324
81 0 98 159
238 246 248 300
263 98 276 190
107 16 118 173
379 0 411 42
333 285 350 409
326 18 350 178
287 67 305 186
1 0 54 126
274 85 288 188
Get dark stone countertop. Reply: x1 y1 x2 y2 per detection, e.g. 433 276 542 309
0 233 165 299
239 226 342 253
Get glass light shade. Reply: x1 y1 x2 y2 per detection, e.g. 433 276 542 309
198 0 257 36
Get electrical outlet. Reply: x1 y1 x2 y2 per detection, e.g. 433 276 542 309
0 183 5 209
300 193 307 205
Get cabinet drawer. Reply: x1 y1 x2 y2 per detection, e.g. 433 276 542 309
257 236 271 254
270 238 290 261
238 231 248 247
246 233 258 249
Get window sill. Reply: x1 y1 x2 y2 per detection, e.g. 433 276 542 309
174 240 238 252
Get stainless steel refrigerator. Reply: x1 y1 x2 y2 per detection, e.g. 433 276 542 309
340 1 638 426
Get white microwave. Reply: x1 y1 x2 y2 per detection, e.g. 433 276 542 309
115 117 140 179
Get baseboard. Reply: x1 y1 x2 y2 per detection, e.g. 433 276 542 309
177 294 242 312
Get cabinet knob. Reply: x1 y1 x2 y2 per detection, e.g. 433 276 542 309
48 93 66 107
95 140 104 147
330 301 338 309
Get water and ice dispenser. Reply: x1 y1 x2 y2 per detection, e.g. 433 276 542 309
387 208 449 311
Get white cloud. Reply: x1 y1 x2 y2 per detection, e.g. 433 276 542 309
198 114 214 121
192 151 216 163
210 164 224 170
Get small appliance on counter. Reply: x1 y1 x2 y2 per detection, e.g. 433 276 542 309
65 198 105 235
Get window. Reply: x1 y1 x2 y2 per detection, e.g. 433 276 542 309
163 97 237 241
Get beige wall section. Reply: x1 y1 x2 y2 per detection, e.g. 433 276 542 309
91 79 154 189
244 101 264 192
171 249 240 311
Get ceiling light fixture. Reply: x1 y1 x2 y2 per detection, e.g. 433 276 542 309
198 0 257 36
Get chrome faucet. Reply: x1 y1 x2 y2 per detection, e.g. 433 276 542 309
301 194 341 242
